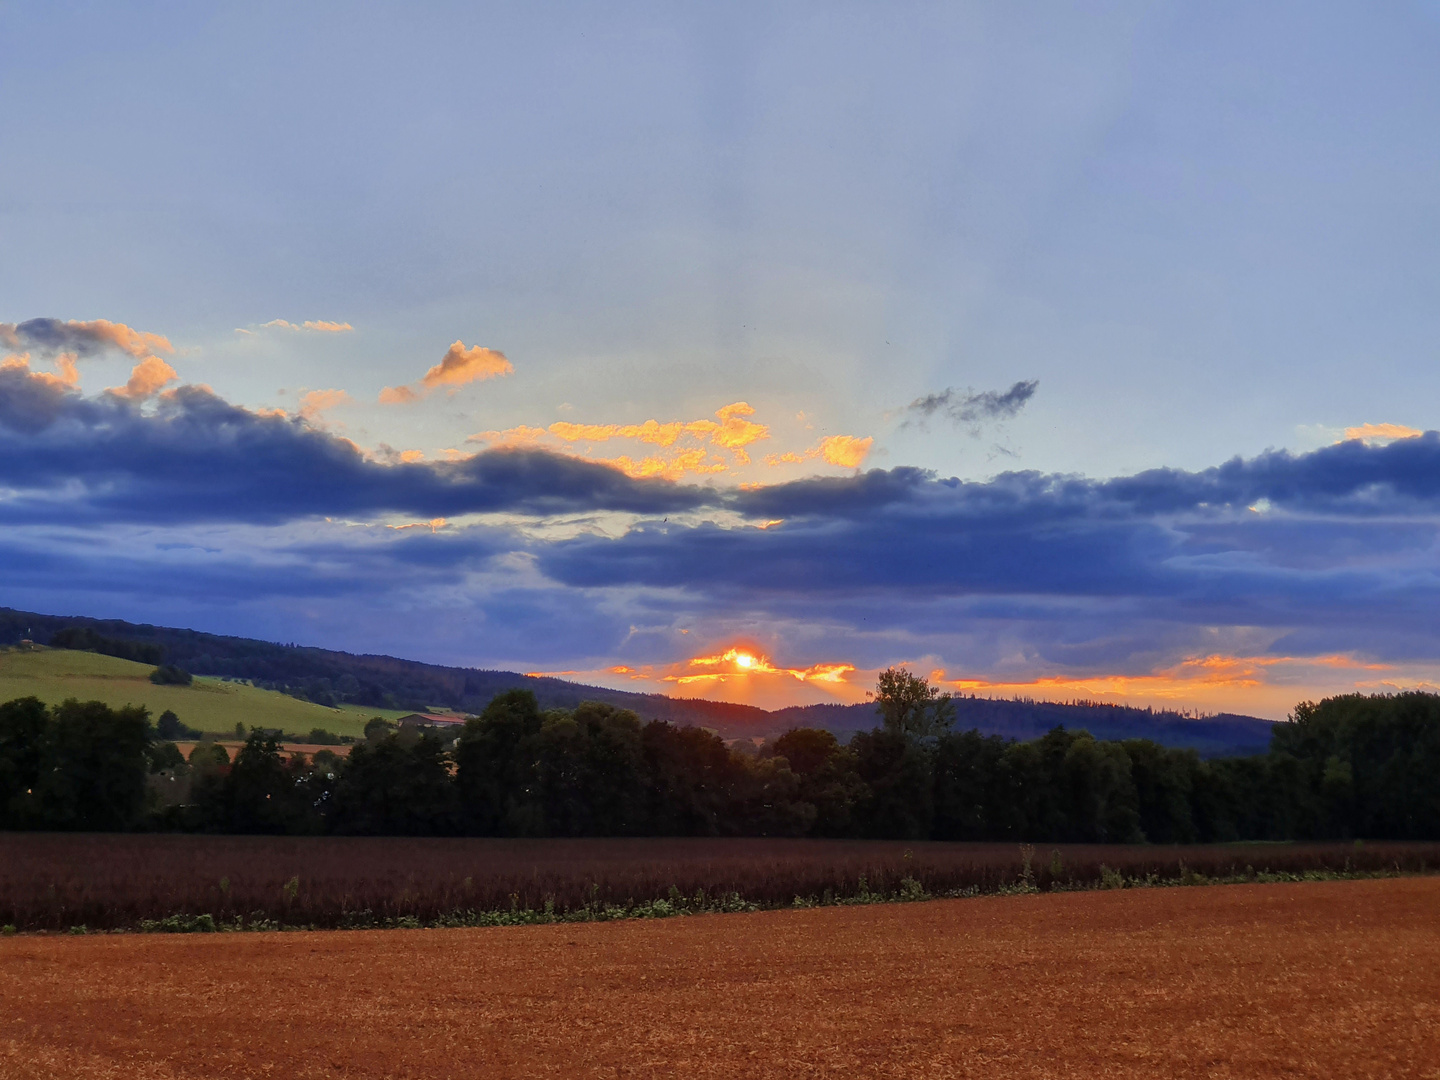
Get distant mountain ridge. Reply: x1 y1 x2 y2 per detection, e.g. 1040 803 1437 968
0 606 1277 755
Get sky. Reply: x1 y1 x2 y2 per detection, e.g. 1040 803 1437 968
3 1 1440 717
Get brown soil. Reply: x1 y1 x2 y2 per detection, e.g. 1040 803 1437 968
2 877 1437 1079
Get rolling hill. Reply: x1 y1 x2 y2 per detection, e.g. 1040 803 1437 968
0 647 376 738
0 606 1279 754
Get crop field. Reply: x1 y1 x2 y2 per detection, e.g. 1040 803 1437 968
0 648 368 737
1 876 1436 1078
2 833 1437 932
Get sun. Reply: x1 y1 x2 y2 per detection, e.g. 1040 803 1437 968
733 652 756 669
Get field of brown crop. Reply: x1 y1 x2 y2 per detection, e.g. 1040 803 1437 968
4 832 1439 931
1 876 1437 1078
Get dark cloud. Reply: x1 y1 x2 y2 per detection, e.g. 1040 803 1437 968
741 433 1440 523
0 317 172 359
0 373 719 523
904 379 1038 429
537 435 1440 661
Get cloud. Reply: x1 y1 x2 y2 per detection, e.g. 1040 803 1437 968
766 434 874 469
298 388 353 420
108 357 178 400
0 376 720 525
380 340 513 403
422 341 513 389
470 402 773 479
245 319 355 334
468 425 551 447
0 318 173 359
904 379 1038 430
549 419 689 446
378 385 419 405
670 646 855 687
0 354 81 430
1343 422 1422 443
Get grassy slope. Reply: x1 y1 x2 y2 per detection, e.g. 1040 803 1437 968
0 648 375 737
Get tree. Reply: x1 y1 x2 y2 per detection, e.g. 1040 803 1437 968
850 729 933 838
770 728 840 777
149 664 193 686
872 668 955 738
22 699 153 830
0 697 48 827
454 690 545 834
331 731 456 835
156 709 200 740
206 728 323 833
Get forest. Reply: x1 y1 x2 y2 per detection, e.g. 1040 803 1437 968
1 671 1437 842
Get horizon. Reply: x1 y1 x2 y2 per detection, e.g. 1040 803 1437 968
5 4 1440 720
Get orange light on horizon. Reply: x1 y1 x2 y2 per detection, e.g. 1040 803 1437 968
930 652 1398 710
672 646 856 686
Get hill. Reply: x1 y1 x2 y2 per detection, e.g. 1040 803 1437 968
0 606 1277 754
0 647 376 738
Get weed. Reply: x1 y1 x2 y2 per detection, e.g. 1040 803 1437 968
3 835 1438 934
1018 845 1038 892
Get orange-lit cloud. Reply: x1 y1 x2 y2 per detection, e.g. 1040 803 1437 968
685 402 770 463
381 341 513 404
248 319 353 334
467 425 550 447
668 646 855 686
298 388 352 420
548 403 769 458
599 448 728 481
465 403 773 480
1342 422 1423 443
422 342 513 389
1 353 78 393
109 356 178 400
53 354 80 387
73 319 174 358
764 433 874 469
398 449 425 463
378 385 419 405
1 352 81 392
819 434 873 467
549 419 689 446
466 403 868 482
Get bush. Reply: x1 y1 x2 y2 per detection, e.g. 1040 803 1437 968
150 665 193 687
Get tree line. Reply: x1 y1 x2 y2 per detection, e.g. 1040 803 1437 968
2 671 1438 840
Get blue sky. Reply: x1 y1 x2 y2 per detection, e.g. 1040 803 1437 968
3 2 1440 714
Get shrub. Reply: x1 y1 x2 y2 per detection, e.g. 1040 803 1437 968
150 665 193 687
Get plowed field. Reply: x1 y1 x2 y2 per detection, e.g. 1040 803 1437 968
2 877 1437 1079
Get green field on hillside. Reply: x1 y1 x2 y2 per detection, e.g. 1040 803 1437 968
0 648 376 737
